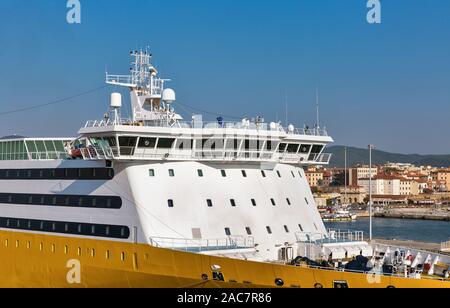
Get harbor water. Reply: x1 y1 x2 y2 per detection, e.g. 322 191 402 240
325 218 450 244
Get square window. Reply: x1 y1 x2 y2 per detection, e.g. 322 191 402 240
242 170 247 178
246 227 252 235
169 169 175 177
221 170 227 177
207 199 213 207
266 226 272 234
198 169 204 177
225 228 231 236
251 199 257 207
149 169 155 177
230 199 236 207
168 200 174 208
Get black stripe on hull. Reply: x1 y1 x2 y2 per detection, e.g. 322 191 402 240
0 217 130 239
0 168 114 180
0 193 122 209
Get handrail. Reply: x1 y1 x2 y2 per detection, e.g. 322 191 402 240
78 144 332 165
149 236 255 253
296 229 365 244
84 119 329 137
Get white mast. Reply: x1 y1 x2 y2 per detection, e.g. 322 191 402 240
105 49 180 125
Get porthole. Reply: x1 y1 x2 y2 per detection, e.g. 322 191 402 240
275 278 284 287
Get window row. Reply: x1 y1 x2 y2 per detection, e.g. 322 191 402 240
0 168 114 180
225 224 307 236
0 217 130 239
0 193 122 209
149 168 304 179
169 197 311 208
126 136 323 153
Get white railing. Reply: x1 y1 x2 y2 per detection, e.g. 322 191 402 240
84 119 328 137
78 145 332 165
149 236 255 253
296 229 365 244
106 75 135 86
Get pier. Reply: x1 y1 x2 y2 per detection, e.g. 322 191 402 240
375 208 450 222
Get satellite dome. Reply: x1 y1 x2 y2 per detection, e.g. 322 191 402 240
162 88 176 104
110 93 122 108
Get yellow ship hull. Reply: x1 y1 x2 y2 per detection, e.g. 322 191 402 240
0 230 448 288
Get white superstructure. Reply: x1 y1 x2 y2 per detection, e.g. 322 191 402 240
0 50 339 262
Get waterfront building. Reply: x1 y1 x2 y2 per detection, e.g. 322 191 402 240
350 166 378 186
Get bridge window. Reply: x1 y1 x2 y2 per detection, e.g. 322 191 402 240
157 138 176 149
241 170 247 178
298 224 304 232
251 199 257 207
230 199 236 207
168 169 175 177
149 169 155 177
299 144 312 154
305 198 309 205
168 200 174 208
118 137 137 156
207 199 213 207
277 171 282 178
278 143 287 153
286 198 292 206
284 225 290 233
261 171 266 178
138 138 157 148
271 199 276 206
197 169 204 177
225 228 231 236
287 144 300 153
221 170 227 177
266 226 272 235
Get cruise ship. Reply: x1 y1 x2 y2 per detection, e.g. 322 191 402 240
0 50 449 288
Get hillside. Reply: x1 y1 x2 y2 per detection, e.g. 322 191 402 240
327 146 450 168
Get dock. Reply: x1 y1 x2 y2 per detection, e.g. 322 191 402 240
372 239 450 256
375 208 450 222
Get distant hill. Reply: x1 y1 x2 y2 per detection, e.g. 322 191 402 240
327 146 450 168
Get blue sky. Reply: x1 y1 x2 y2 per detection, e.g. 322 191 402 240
0 0 449 154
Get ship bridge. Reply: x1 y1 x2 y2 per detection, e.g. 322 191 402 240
69 49 334 166
75 120 333 165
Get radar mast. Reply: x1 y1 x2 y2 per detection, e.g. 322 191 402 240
106 49 181 125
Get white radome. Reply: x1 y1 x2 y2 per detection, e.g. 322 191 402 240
110 92 122 108
162 88 176 103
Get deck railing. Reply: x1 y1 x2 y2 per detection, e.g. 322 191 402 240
296 229 365 244
78 144 332 165
84 119 328 137
149 236 255 253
